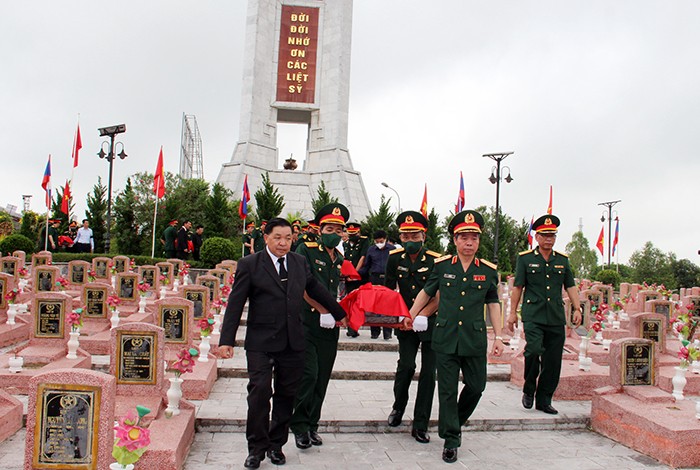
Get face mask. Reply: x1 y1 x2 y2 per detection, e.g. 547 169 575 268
321 233 341 248
376 242 386 249
404 241 423 254
349 235 360 242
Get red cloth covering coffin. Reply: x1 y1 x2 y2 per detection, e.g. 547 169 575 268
339 283 409 331
340 260 361 280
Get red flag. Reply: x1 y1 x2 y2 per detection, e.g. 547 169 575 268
238 175 251 219
41 155 52 209
455 171 465 213
153 147 165 199
547 185 553 215
60 180 71 214
596 226 605 256
420 184 428 218
72 124 82 168
612 218 619 257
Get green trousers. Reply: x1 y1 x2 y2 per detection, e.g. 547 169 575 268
523 322 565 407
393 330 436 431
436 352 486 449
289 335 338 434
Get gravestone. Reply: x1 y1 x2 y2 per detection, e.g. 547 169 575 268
216 261 237 278
112 255 131 274
156 261 174 288
34 266 61 292
68 260 91 286
11 250 26 268
208 268 229 288
646 299 674 324
139 265 159 294
83 283 110 319
116 273 139 303
595 285 614 305
637 290 659 308
112 323 165 392
33 292 69 341
167 258 184 277
31 251 52 268
24 369 115 470
91 257 111 281
630 312 667 353
565 297 591 330
182 285 209 319
609 338 656 387
0 256 19 282
619 282 630 297
196 275 220 303
155 297 193 346
0 272 11 311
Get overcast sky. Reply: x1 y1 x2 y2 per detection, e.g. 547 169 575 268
2 1 699 264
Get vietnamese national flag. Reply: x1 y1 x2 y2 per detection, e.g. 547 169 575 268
455 171 465 213
596 225 605 256
547 185 553 215
238 174 251 219
612 218 619 257
72 124 82 168
41 155 52 208
526 215 534 248
420 184 428 218
153 147 165 199
60 180 71 214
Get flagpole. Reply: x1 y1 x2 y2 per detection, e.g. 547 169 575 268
44 210 49 251
151 175 160 258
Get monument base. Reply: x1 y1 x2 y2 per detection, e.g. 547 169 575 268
0 389 22 443
0 348 92 394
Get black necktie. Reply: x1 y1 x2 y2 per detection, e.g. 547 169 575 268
278 257 288 285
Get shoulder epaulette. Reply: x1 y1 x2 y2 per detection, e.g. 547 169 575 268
480 259 498 270
390 247 404 255
434 254 451 264
360 235 368 239
555 250 569 258
425 250 442 258
304 242 318 248
519 249 534 256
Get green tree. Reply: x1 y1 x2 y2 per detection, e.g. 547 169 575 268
628 241 675 288
565 231 599 279
113 178 141 255
50 184 73 232
85 177 108 253
425 207 446 253
205 183 239 239
476 206 529 274
671 258 700 289
594 269 622 289
310 181 338 215
20 210 40 240
254 172 285 221
361 195 397 242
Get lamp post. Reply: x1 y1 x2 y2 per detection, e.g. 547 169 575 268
483 152 514 265
381 182 401 213
599 200 621 267
97 124 127 253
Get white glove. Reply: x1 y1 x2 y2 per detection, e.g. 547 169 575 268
319 313 336 329
413 315 428 332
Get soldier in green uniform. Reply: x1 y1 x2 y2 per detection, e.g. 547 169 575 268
252 220 267 253
343 221 369 337
291 219 303 252
385 211 441 443
290 203 349 450
409 210 504 464
507 214 581 415
301 220 320 243
242 221 255 256
161 219 178 258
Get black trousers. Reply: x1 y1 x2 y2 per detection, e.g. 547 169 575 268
246 347 305 456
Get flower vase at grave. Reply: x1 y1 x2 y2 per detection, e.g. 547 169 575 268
595 330 604 342
183 275 190 286
692 361 700 375
160 286 167 298
612 320 620 330
8 355 23 373
111 276 116 289
110 463 134 470
602 339 612 351
579 336 590 359
6 304 18 325
198 336 211 362
166 377 184 416
138 297 147 314
696 400 700 420
66 331 80 359
110 309 120 329
672 366 688 401
213 314 222 335
16 303 27 314
18 279 28 290
173 278 179 292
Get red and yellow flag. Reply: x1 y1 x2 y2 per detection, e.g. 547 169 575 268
420 184 428 218
596 225 605 256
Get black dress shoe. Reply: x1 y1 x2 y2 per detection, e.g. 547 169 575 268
522 393 534 409
244 454 262 468
411 429 430 443
442 447 458 463
267 449 286 465
536 404 559 415
309 430 323 446
387 409 403 427
294 431 312 449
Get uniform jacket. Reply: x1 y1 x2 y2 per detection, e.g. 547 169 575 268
220 250 345 352
514 248 575 326
423 256 499 356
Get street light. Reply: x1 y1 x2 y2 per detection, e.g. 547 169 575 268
483 152 514 265
599 200 621 267
97 124 127 254
381 182 401 213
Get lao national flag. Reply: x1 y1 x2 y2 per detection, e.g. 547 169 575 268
612 218 619 256
526 215 534 248
153 147 165 199
596 226 605 256
420 184 428 218
238 175 251 219
455 171 465 213
72 124 82 168
41 155 52 208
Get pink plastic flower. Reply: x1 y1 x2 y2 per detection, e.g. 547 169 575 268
679 347 689 361
171 348 199 376
114 411 151 452
591 322 602 332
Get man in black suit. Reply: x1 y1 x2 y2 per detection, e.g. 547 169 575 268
219 218 347 469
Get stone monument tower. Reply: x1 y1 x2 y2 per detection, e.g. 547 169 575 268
216 0 371 221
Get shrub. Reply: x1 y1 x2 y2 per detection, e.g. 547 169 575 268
0 234 35 255
594 269 621 289
200 237 237 268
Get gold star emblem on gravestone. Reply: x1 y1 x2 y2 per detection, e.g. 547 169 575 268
465 213 475 224
406 215 414 224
